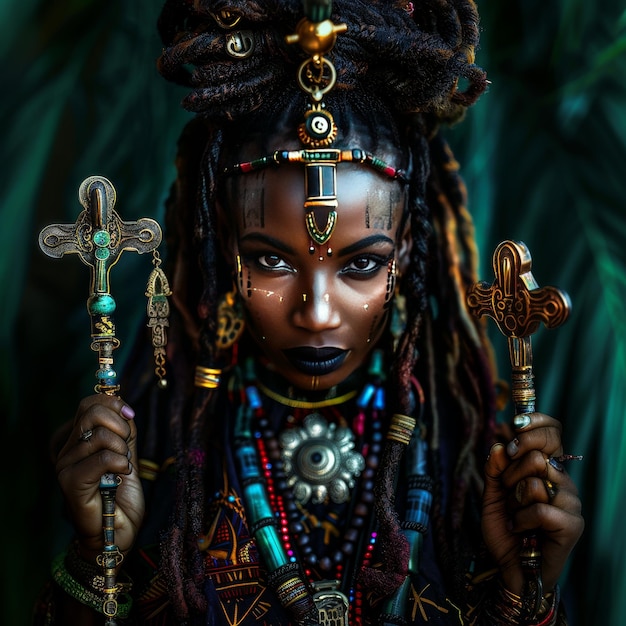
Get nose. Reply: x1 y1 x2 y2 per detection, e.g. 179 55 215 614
291 272 341 332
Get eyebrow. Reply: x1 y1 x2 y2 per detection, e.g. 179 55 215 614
238 232 296 255
238 232 395 258
336 234 395 257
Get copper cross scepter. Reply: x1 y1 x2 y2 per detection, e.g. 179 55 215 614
39 175 162 625
466 240 571 620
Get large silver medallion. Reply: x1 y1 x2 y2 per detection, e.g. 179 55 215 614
279 413 365 505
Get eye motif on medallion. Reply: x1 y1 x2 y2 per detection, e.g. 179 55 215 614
279 413 365 505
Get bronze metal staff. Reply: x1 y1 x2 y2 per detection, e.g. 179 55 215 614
466 240 571 620
39 175 162 625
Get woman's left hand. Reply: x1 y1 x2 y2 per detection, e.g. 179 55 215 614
481 412 584 595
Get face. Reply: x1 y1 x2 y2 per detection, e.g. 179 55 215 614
222 162 411 391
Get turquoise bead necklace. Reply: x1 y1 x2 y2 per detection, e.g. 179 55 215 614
231 352 433 625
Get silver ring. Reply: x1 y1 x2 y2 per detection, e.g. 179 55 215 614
547 457 564 473
79 429 93 442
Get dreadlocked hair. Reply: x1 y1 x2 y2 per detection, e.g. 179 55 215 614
154 0 495 620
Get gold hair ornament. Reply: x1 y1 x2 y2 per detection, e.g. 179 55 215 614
216 286 245 350
195 366 222 389
209 9 242 29
387 414 417 446
284 1 346 249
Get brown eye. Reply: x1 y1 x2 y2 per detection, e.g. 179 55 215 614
262 254 281 267
352 257 372 270
256 254 293 272
342 254 390 277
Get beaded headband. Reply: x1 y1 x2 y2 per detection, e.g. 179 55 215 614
221 1 408 248
225 149 407 246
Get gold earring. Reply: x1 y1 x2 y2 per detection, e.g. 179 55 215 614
145 250 171 388
216 285 245 350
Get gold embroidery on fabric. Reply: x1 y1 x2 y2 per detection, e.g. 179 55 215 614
409 582 451 621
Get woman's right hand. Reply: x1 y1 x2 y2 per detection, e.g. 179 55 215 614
55 395 145 562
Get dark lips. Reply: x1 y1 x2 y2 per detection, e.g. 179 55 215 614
283 347 348 376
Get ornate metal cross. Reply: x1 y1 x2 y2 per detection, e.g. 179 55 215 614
466 239 571 619
466 240 570 413
38 175 162 625
39 175 162 393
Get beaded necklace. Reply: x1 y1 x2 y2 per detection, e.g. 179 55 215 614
231 351 433 626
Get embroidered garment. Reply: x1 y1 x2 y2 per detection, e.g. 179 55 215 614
34 362 516 625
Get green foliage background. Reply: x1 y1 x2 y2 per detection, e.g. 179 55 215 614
2 1 625 624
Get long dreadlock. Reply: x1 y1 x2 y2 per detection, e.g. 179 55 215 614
151 0 496 620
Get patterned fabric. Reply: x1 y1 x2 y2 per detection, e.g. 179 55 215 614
32 369 567 625
124 384 480 625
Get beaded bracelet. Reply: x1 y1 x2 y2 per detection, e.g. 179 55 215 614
51 545 133 619
483 580 560 626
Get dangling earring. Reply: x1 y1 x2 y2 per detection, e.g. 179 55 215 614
145 250 172 389
216 284 245 350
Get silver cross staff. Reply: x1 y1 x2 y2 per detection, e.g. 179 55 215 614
466 240 571 620
39 175 162 625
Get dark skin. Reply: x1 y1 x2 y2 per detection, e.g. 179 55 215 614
54 396 141 625
53 137 583 622
483 413 584 595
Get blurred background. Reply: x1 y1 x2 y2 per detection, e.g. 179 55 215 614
2 1 625 624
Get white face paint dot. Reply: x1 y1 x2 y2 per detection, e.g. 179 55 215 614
363 303 369 311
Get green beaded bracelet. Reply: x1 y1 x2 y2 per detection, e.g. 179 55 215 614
51 551 133 619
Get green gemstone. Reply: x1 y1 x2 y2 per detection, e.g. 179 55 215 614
87 293 116 315
95 248 110 260
93 230 111 247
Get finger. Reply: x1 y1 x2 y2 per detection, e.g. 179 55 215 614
500 448 546 488
511 462 581 511
56 423 135 473
485 442 509 477
510 501 585 539
501 450 579 493
57 448 133 495
512 412 562 434
506 427 563 462
74 393 135 416
56 397 136 471
512 476 552 508
62 397 134 449
483 443 510 505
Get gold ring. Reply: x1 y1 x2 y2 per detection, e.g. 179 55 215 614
79 429 93 442
544 478 558 501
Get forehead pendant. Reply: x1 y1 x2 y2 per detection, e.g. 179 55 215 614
223 8 407 256
303 153 337 246
286 9 346 248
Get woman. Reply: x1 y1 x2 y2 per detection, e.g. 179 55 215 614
35 0 583 624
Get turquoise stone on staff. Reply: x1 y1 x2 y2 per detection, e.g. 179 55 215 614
87 293 116 315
